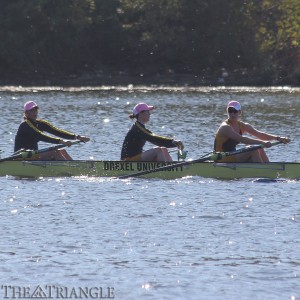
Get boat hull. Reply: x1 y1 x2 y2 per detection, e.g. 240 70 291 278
0 160 299 179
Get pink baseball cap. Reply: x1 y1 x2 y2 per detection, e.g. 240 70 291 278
24 101 39 112
133 103 154 116
227 101 241 111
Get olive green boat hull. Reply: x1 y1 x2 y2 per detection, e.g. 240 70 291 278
0 160 299 179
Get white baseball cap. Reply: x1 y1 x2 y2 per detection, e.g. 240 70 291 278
133 103 154 116
24 101 39 112
227 101 241 111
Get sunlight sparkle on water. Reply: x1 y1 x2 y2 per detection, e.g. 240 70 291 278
0 86 298 300
169 201 182 206
142 283 150 290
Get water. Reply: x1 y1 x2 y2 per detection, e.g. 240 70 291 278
0 86 299 300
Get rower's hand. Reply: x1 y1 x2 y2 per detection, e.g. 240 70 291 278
277 136 290 144
76 135 90 143
174 140 184 150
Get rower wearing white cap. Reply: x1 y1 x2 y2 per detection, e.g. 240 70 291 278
121 103 184 161
214 101 290 162
14 101 90 160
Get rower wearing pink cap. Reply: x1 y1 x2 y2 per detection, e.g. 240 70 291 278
214 101 290 162
14 101 90 160
121 103 184 161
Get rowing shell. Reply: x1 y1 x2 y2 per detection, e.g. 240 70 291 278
0 160 299 179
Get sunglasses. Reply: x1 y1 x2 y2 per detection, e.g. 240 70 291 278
228 107 239 113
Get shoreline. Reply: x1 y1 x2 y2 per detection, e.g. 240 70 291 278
0 86 298 93
0 70 269 87
0 70 298 89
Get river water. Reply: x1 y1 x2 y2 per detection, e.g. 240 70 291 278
0 86 299 300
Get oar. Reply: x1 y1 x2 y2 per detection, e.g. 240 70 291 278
118 141 282 179
0 140 82 163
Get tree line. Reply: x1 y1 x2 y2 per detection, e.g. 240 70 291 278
0 0 299 85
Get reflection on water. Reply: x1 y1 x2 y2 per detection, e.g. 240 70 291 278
0 86 299 300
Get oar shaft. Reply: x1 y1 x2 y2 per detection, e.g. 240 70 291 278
20 140 82 159
0 140 82 162
118 141 282 179
0 152 25 162
212 141 282 161
35 140 81 155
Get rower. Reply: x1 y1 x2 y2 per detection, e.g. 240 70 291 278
121 103 184 162
14 101 90 160
214 101 290 162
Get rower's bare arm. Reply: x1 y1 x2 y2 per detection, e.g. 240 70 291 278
244 123 291 144
220 125 269 146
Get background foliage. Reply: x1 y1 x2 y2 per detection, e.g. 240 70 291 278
0 0 299 85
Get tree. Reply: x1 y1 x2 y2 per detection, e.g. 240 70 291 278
250 0 300 84
0 0 94 79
